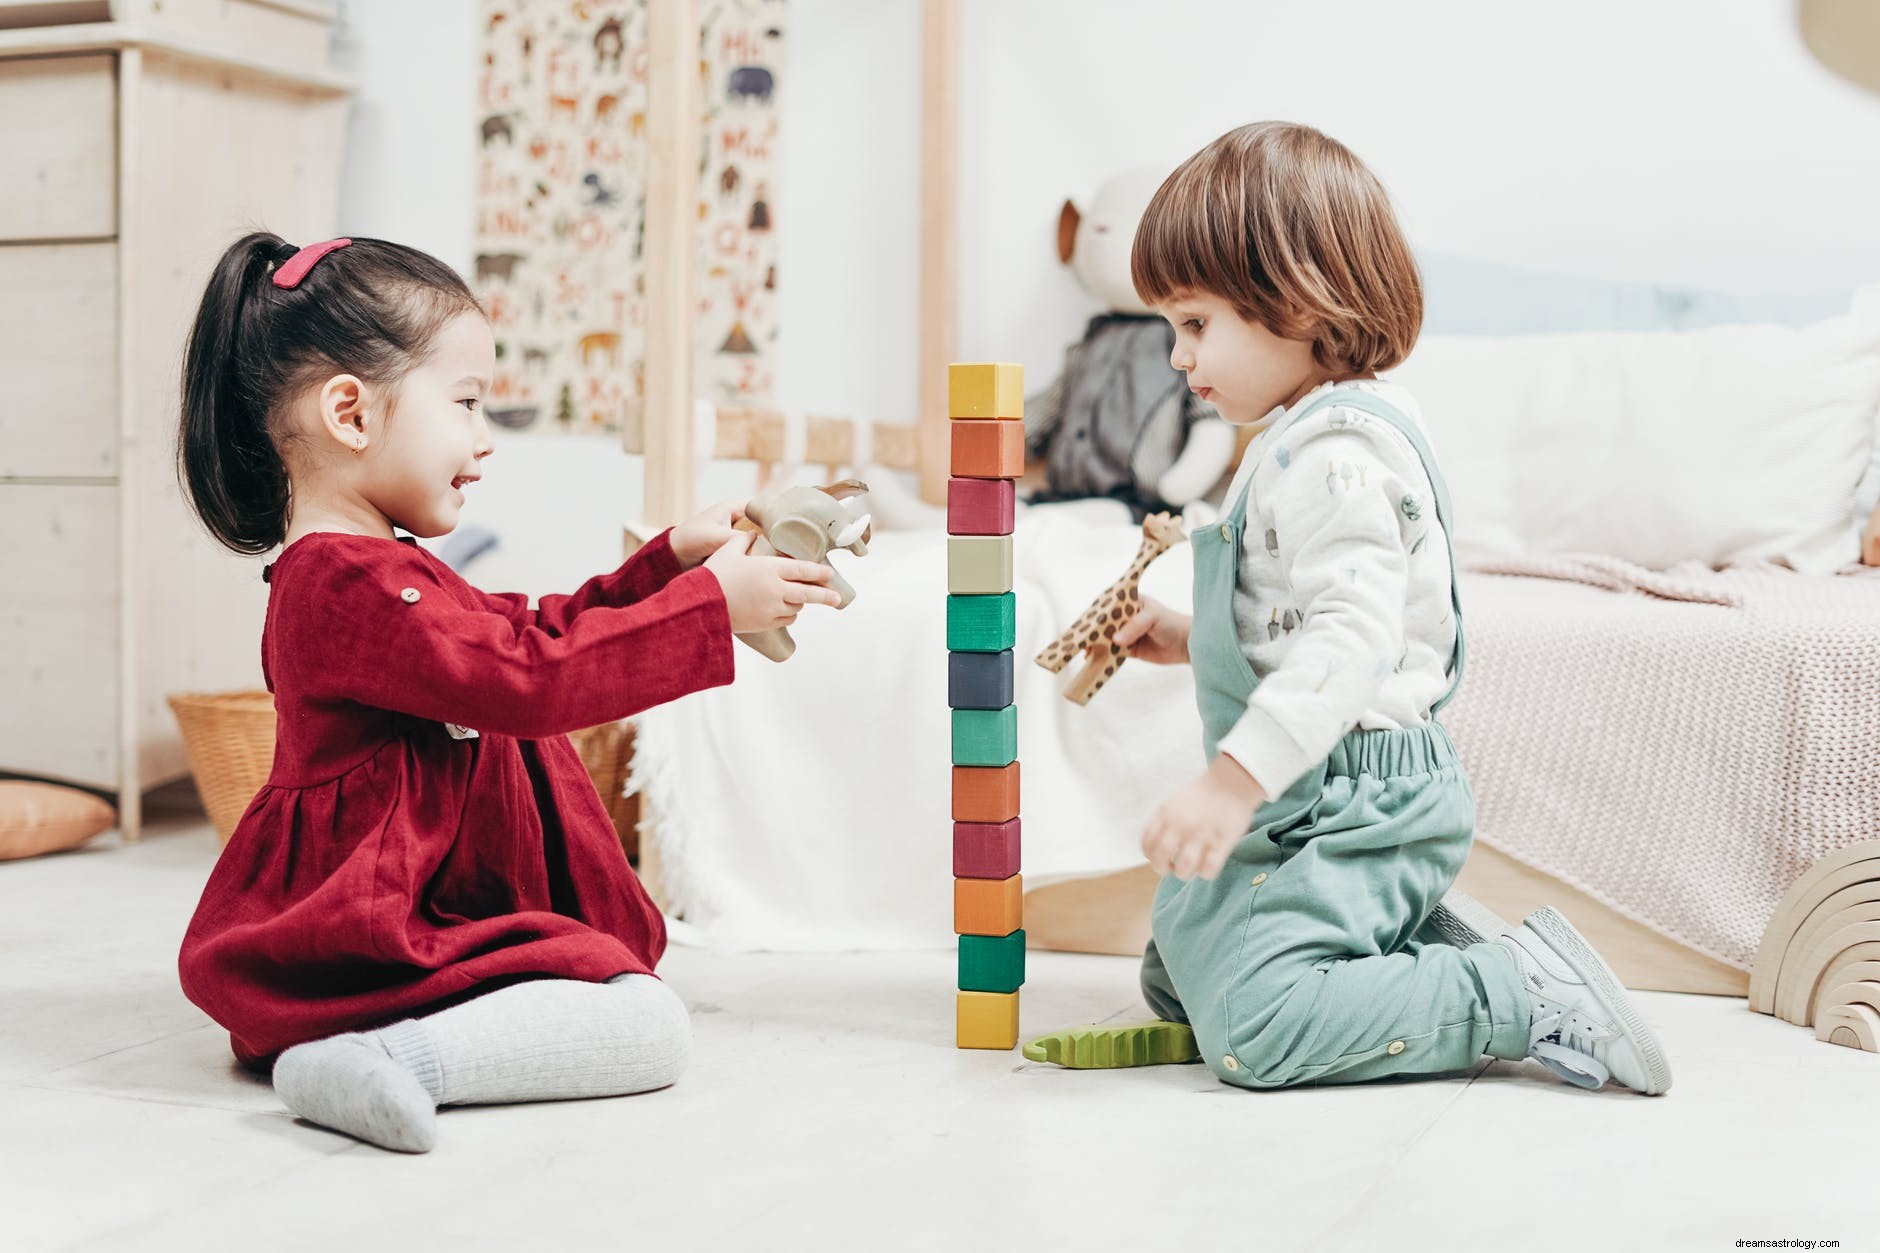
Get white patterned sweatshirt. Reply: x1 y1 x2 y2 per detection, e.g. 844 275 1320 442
1213 378 1459 798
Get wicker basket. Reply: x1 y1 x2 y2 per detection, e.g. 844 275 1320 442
567 719 640 858
167 690 638 853
166 690 277 844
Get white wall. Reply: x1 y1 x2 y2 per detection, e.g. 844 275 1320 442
331 0 1880 594
960 0 1880 371
332 0 477 275
333 0 662 589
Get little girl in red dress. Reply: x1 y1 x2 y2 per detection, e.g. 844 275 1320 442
174 233 840 1152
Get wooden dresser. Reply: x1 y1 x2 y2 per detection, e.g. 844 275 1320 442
0 0 349 837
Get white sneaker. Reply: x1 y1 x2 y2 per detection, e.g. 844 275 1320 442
1494 907 1673 1095
1425 889 1508 949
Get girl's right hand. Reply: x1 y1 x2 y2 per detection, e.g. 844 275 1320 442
704 531 842 633
1101 595 1193 666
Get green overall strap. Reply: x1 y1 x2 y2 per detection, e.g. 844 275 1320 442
1281 387 1466 714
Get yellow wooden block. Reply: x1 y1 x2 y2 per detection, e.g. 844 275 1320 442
948 362 1024 420
947 535 1013 595
957 990 1021 1049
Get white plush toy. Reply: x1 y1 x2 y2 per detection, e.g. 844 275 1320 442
1026 168 1240 516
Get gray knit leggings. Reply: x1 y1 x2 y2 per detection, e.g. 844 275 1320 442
364 973 690 1104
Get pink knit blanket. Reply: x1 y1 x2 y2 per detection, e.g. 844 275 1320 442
1444 558 1880 969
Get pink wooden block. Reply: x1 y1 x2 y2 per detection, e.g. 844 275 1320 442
954 818 1021 879
947 477 1016 535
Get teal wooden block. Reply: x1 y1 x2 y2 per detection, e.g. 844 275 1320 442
952 705 1017 766
959 929 1026 994
947 593 1016 652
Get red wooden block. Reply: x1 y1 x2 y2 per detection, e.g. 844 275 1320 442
950 420 1024 479
952 762 1020 823
954 818 1021 879
947 477 1016 536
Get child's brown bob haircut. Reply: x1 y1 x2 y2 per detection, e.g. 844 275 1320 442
1132 122 1422 375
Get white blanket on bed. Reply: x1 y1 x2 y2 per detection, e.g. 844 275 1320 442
630 501 1202 950
631 504 1880 967
1440 560 1880 970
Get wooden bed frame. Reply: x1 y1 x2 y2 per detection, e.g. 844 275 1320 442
628 0 954 520
620 0 1753 998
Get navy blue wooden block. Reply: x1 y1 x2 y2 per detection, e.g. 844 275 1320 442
948 649 1014 710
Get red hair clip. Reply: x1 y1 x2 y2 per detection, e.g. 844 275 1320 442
272 238 352 289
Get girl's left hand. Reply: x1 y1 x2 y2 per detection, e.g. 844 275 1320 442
672 498 750 570
1141 755 1267 880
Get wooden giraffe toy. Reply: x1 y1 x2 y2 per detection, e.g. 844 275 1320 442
1035 512 1188 705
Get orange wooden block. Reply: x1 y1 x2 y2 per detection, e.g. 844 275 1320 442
950 420 1024 479
955 874 1023 936
952 762 1020 823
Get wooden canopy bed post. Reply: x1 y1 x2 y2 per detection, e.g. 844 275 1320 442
640 0 700 530
633 0 960 524
625 0 961 905
917 0 959 506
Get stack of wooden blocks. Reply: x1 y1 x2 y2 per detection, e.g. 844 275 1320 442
947 362 1026 1050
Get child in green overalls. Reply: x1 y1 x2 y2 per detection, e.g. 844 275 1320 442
1025 123 1671 1095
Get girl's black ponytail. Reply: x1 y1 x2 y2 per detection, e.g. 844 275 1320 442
177 231 297 555
175 231 483 556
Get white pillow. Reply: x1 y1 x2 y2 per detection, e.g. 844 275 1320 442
1852 291 1880 527
1389 316 1880 573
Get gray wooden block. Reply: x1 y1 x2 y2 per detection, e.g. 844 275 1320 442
949 649 1014 710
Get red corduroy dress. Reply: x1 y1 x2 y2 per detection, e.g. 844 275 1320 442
178 529 733 1068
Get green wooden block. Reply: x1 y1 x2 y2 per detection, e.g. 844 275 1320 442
947 535 1013 595
947 593 1016 652
959 929 1026 994
952 705 1017 767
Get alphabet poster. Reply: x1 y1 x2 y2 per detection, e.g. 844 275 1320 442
474 0 785 433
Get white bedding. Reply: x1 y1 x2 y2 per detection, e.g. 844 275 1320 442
1441 558 1880 970
631 500 1201 950
631 506 1880 967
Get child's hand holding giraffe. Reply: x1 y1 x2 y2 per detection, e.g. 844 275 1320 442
1098 596 1192 667
1036 512 1189 704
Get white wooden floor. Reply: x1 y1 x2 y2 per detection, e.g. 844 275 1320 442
3 787 1872 1253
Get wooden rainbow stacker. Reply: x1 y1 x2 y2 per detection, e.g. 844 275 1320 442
947 362 1026 1050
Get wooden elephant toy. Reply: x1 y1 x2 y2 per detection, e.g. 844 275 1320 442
734 479 872 662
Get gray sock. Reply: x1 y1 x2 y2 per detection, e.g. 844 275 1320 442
272 975 688 1153
272 1032 439 1153
372 973 690 1107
